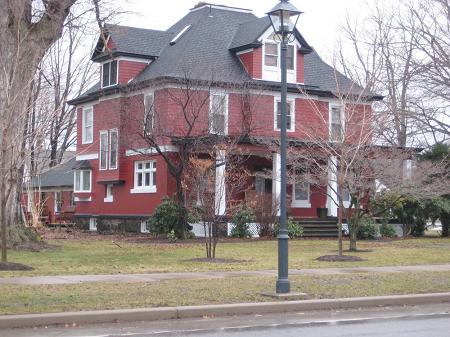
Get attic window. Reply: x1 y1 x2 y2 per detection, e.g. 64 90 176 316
102 60 118 87
170 25 191 45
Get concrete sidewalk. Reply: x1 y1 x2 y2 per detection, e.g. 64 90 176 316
2 264 450 285
1 293 450 329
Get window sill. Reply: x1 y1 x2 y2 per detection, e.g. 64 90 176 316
74 196 92 202
81 140 93 145
292 201 311 208
274 128 295 133
130 187 157 194
104 197 113 203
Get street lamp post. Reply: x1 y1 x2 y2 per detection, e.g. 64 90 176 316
267 0 302 294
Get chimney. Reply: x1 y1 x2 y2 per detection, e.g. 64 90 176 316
194 2 209 9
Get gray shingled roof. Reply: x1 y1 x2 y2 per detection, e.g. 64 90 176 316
228 17 270 51
31 158 76 189
72 5 370 104
134 6 256 84
92 24 173 60
304 51 365 95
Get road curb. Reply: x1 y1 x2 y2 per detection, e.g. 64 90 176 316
1 292 450 330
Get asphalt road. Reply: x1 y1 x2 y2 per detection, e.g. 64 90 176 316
2 303 450 337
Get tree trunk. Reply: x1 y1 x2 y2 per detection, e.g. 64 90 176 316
349 223 358 252
441 212 449 237
337 199 343 256
175 177 187 240
0 199 6 263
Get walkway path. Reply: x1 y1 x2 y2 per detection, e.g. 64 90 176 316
2 264 450 285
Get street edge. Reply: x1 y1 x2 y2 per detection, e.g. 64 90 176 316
2 292 450 330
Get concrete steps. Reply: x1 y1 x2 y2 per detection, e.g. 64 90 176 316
293 218 340 237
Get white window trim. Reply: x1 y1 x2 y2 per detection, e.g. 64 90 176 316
74 170 92 193
99 130 109 171
74 196 92 202
101 60 119 88
131 160 157 194
329 103 345 142
209 91 229 135
104 184 114 203
274 97 295 132
109 128 119 170
262 29 298 83
82 107 93 144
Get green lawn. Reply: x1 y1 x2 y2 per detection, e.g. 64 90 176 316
2 237 450 277
2 271 450 315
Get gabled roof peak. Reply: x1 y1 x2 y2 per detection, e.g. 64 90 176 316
190 2 252 14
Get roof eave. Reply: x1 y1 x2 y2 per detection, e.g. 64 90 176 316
92 51 156 63
229 41 262 52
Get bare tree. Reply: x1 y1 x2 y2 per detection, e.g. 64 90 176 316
185 148 250 259
0 0 111 264
121 72 257 239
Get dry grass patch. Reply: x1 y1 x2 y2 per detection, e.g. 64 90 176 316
2 271 450 315
1 237 450 277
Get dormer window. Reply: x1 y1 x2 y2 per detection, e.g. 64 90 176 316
102 60 118 88
264 37 294 70
263 33 296 82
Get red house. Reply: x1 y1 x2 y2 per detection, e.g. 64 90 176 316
68 3 379 233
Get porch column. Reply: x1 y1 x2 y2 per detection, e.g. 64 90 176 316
215 150 226 216
327 155 338 217
272 152 281 216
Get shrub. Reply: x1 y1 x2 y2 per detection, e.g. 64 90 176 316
274 217 304 238
166 230 177 243
230 204 255 238
380 222 396 238
186 231 196 239
357 217 379 240
148 197 182 237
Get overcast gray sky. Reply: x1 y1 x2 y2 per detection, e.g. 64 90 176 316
113 0 372 60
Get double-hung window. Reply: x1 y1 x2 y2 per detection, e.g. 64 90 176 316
292 169 311 208
99 131 109 170
275 99 294 131
330 105 344 142
264 33 295 71
82 107 93 144
209 93 228 135
109 129 118 169
144 93 155 135
54 191 62 213
286 45 295 70
132 160 157 193
99 129 118 170
265 42 279 67
74 170 92 193
102 60 118 87
104 184 113 202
